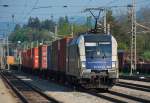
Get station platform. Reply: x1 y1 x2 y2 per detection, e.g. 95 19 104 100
0 76 18 103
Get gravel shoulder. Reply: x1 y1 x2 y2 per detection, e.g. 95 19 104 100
10 70 150 103
12 71 111 103
112 85 150 101
119 79 150 86
0 76 18 103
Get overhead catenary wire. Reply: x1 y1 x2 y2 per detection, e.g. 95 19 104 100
1 0 150 23
20 0 27 22
21 0 39 22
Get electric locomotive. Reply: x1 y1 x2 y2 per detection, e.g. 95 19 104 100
67 34 118 89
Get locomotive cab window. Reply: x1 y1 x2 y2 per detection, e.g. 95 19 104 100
85 42 111 59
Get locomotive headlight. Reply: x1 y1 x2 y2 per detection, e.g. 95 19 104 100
112 62 116 68
97 51 100 55
82 61 86 68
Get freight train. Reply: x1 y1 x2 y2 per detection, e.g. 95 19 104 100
17 33 119 89
118 51 150 74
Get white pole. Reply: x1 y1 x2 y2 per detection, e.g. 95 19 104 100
55 24 58 40
104 8 107 34
0 39 3 69
71 24 74 37
7 36 10 70
107 24 110 35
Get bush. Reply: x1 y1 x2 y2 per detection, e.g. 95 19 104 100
142 51 150 61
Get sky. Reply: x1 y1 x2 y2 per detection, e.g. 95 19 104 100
0 0 149 36
0 0 150 23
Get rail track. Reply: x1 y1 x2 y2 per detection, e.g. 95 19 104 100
6 69 150 103
80 78 150 103
117 81 150 92
0 70 60 103
119 75 150 82
81 87 150 103
118 81 150 89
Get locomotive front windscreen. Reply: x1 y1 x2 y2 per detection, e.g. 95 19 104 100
85 42 111 59
85 42 112 70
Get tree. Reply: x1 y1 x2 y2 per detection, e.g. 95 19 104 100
142 51 150 61
73 24 88 34
58 16 71 35
9 6 150 61
41 19 55 32
86 16 92 29
14 24 21 31
27 17 40 29
9 17 56 42
106 10 115 27
105 10 130 50
9 27 29 42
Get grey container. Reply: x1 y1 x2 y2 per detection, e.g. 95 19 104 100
47 45 52 70
51 40 59 71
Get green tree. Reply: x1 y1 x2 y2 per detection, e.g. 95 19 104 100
14 24 21 31
9 27 29 42
142 51 150 61
27 17 40 29
58 16 71 35
41 19 55 32
73 24 88 34
86 16 92 29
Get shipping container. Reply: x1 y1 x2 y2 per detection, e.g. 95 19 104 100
0 56 1 65
21 51 26 67
51 40 59 71
7 56 15 65
24 50 28 67
27 49 32 68
39 45 48 69
21 49 31 72
118 50 129 72
47 45 52 70
32 47 39 69
9 48 15 56
118 50 125 71
21 51 25 67
58 37 72 73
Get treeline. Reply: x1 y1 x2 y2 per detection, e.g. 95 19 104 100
9 8 150 60
9 16 92 42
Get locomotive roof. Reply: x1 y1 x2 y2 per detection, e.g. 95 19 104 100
83 34 111 42
69 33 112 45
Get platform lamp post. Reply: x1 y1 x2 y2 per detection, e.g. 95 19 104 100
17 41 21 71
0 4 9 69
6 34 9 70
70 17 74 38
54 24 58 41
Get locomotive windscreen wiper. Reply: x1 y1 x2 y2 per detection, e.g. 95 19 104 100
103 53 106 59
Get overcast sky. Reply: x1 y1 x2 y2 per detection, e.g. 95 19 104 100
0 0 150 23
